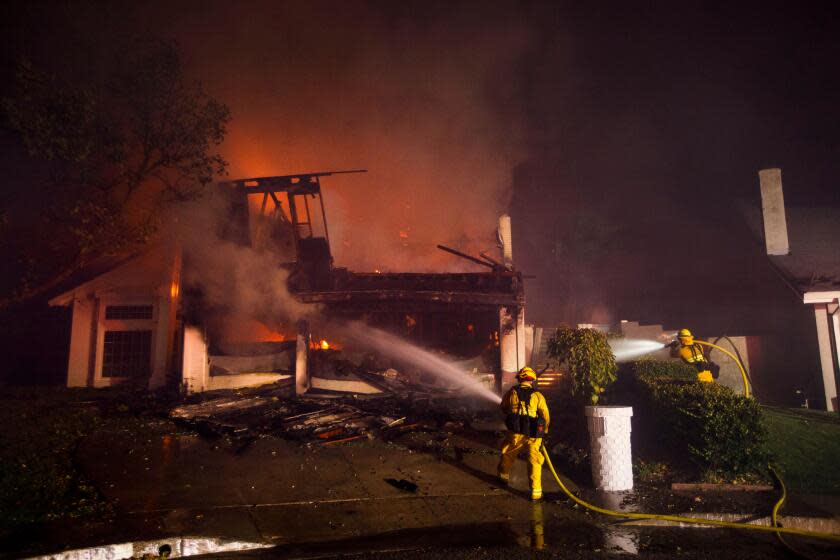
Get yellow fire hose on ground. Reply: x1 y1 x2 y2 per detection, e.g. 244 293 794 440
540 446 840 543
769 464 800 554
530 331 838 554
693 339 751 398
538 340 838 549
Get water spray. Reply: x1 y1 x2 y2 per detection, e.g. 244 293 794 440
342 321 502 404
608 338 666 362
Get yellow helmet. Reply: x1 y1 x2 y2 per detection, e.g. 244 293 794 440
677 328 694 344
517 366 537 382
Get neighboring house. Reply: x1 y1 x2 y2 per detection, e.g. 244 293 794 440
758 168 840 411
47 243 294 393
48 245 182 390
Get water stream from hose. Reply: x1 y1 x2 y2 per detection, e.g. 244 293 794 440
342 321 502 404
609 339 666 362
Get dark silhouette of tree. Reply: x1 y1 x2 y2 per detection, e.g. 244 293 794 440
1 41 230 305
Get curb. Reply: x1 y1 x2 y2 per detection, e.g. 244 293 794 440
622 512 840 534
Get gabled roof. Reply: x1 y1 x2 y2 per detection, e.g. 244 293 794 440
49 244 179 306
767 207 840 297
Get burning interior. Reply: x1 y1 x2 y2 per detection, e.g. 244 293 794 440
181 171 526 396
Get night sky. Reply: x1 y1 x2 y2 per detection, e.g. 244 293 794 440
2 1 838 400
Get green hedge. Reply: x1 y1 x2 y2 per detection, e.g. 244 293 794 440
633 358 696 382
635 360 770 480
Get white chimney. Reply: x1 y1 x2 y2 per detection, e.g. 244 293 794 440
498 214 513 268
758 168 790 256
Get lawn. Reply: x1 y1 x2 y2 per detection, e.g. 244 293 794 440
0 386 173 532
763 406 840 495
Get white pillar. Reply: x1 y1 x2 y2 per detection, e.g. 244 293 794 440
66 296 96 387
758 168 790 255
516 306 526 370
296 320 310 396
830 303 840 412
586 406 634 491
500 306 525 391
182 326 208 394
813 304 838 412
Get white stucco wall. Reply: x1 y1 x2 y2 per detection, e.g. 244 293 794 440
51 245 181 390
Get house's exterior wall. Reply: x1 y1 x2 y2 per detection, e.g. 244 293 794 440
620 320 666 340
181 325 290 394
53 246 183 390
150 295 172 389
91 295 161 388
208 372 290 392
708 336 751 396
619 321 672 361
523 324 535 367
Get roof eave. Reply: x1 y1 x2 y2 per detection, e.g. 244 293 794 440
803 291 840 305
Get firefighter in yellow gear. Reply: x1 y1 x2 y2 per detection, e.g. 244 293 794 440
497 366 551 501
672 328 715 383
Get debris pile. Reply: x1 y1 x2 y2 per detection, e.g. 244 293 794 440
169 368 498 446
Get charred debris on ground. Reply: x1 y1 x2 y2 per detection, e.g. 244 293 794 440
169 364 500 452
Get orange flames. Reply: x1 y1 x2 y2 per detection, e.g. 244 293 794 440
215 318 291 343
311 338 339 350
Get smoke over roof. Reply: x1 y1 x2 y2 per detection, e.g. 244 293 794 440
156 1 530 272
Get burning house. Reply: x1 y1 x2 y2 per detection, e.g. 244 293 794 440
49 171 528 395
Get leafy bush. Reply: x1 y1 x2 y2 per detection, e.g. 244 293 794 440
634 358 696 382
633 459 671 483
547 326 617 404
635 363 771 480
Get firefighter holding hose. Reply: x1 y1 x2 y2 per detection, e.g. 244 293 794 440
671 328 719 383
497 366 550 501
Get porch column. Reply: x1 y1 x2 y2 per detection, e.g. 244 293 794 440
67 296 96 387
295 320 310 396
182 325 209 394
831 302 840 411
813 304 838 412
500 305 526 393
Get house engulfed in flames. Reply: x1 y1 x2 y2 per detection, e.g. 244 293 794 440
49 171 529 395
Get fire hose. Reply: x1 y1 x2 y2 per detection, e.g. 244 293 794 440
693 339 752 398
538 338 836 546
540 446 840 543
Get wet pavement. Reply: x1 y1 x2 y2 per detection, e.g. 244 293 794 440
5 419 840 559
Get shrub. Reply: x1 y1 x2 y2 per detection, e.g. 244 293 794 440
635 361 770 481
633 358 696 382
547 326 617 405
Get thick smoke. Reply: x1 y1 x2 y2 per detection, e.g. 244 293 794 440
153 1 531 272
169 191 316 342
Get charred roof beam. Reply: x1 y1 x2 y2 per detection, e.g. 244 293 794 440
223 170 367 195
